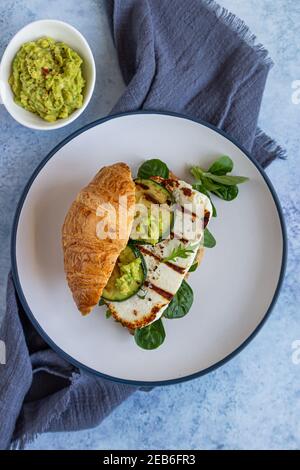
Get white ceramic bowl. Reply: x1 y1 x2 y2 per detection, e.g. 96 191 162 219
0 19 96 130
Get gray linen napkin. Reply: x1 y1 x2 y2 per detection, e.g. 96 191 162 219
0 0 285 449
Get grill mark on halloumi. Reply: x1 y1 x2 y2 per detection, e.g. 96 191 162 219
178 206 210 227
170 232 189 244
138 246 161 262
179 205 198 220
144 281 173 301
204 210 210 228
138 245 186 274
165 262 185 275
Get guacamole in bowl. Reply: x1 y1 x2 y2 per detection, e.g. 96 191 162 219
9 37 85 122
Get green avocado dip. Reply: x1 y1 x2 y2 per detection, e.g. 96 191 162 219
115 256 143 296
102 246 145 302
9 37 85 122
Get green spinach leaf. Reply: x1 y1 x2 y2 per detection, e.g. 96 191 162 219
208 155 233 175
204 228 216 248
190 166 203 181
164 280 194 319
134 319 166 350
212 185 239 201
137 159 169 179
203 172 249 186
190 156 249 251
201 178 222 192
189 263 198 273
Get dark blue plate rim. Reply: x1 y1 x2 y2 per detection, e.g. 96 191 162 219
11 110 287 387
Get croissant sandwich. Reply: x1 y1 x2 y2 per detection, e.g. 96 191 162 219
62 159 213 349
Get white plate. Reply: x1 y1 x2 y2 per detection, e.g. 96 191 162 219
11 112 286 385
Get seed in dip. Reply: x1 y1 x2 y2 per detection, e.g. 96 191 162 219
9 37 85 122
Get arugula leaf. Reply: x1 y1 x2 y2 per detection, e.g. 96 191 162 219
105 309 111 319
163 243 196 263
212 185 239 201
193 183 217 217
189 263 198 273
164 280 194 319
99 298 105 306
208 156 233 175
203 172 249 186
134 319 166 350
204 228 216 248
137 159 169 179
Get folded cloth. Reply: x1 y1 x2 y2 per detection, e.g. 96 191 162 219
111 0 286 166
0 0 286 449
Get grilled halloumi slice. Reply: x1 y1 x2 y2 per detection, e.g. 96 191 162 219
107 180 212 329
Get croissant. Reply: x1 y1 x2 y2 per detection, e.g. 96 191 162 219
62 162 135 315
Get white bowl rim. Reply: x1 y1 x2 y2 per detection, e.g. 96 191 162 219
0 19 96 130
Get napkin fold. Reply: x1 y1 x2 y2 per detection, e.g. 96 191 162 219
111 0 285 166
0 0 285 449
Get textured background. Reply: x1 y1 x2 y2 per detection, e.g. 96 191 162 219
0 0 299 450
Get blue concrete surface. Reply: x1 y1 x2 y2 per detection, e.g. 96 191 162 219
0 0 299 450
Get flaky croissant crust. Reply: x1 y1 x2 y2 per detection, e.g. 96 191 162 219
62 163 135 315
